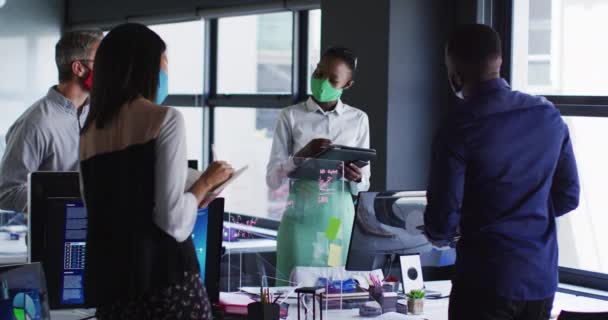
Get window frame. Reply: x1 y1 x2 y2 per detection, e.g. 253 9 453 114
143 8 318 224
484 0 608 293
202 9 318 223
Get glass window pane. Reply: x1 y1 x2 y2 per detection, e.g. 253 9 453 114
0 33 58 260
558 117 608 273
308 9 322 93
175 107 203 167
512 0 608 96
213 107 281 220
148 20 204 94
217 12 293 94
528 30 551 55
528 61 551 86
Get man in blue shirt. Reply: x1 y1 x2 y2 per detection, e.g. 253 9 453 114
424 24 580 320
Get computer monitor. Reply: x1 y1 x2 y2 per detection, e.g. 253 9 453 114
0 262 50 320
29 172 225 308
194 199 225 304
346 191 445 271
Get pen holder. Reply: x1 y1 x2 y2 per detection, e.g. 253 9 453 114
248 302 280 320
369 286 383 302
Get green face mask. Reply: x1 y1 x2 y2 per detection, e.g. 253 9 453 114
310 77 343 102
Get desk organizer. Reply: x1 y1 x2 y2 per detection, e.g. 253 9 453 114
368 286 398 313
247 302 280 320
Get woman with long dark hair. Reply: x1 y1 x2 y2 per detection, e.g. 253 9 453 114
80 23 232 319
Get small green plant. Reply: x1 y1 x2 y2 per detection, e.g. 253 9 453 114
406 289 426 300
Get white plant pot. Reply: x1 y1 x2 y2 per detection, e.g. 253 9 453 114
408 298 424 315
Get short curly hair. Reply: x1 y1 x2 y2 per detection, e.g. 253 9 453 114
55 30 103 82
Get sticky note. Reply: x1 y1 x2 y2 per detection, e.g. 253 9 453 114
328 244 343 267
325 217 342 241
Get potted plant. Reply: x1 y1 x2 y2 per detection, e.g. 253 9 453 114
406 289 425 315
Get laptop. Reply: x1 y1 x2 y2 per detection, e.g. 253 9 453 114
0 262 50 320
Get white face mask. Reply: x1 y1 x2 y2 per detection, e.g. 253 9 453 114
449 74 465 100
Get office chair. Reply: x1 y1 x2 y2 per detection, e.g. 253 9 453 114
558 310 608 320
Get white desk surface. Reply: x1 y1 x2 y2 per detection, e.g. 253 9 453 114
48 281 608 320
50 309 96 320
224 239 277 254
282 280 608 320
284 281 451 320
0 237 27 264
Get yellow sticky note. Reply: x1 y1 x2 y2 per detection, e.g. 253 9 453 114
328 244 343 267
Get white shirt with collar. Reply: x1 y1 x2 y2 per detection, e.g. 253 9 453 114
266 97 371 195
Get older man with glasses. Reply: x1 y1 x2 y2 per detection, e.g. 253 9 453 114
0 30 103 213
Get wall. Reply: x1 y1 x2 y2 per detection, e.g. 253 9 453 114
0 0 64 159
320 0 391 190
321 0 459 191
385 0 454 190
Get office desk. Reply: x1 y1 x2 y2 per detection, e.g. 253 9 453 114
282 281 451 320
50 309 96 320
282 281 608 320
0 237 27 264
50 281 608 320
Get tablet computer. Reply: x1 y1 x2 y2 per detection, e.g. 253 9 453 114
315 145 376 163
288 145 376 180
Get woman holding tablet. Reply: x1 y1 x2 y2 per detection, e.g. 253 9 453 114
267 47 371 282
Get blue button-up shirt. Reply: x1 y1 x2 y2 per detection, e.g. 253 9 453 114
424 78 580 300
0 87 88 213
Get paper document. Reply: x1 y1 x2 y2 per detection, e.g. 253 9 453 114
200 165 248 207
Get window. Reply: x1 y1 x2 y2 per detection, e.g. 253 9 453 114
210 10 321 221
148 20 204 95
512 0 608 96
217 12 293 94
148 20 205 166
175 107 203 167
0 35 58 162
0 33 58 262
557 117 608 274
213 107 281 219
307 9 322 92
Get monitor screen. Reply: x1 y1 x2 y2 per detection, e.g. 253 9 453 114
57 204 213 303
60 201 87 306
192 208 209 282
29 171 225 308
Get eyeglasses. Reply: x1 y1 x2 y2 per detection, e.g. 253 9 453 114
78 59 94 67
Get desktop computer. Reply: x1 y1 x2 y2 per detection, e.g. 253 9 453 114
346 191 455 273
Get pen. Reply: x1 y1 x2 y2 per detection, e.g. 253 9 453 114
273 293 281 304
211 144 218 161
261 286 264 304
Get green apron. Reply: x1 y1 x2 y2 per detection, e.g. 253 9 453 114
276 180 355 284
